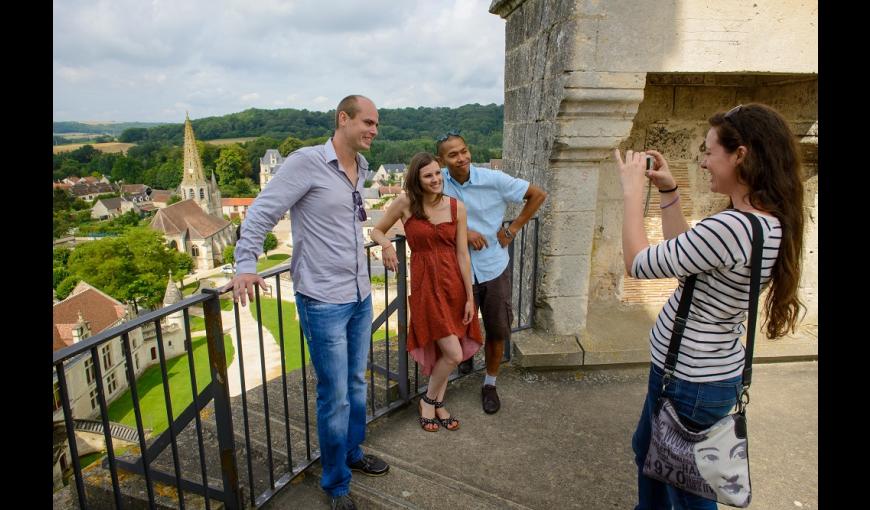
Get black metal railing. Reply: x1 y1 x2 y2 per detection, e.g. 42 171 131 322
52 222 538 509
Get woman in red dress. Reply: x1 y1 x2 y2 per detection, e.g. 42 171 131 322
371 152 482 432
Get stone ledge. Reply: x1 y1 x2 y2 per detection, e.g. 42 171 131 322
511 329 584 368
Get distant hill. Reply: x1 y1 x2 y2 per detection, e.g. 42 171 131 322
53 121 167 136
116 104 504 145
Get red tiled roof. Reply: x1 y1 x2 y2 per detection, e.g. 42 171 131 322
222 197 255 207
150 190 173 203
53 182 72 190
121 184 148 194
150 199 231 238
53 282 127 352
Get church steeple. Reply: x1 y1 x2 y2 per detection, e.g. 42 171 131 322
179 113 221 217
182 114 207 183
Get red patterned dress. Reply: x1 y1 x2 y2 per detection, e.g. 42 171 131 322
404 197 482 375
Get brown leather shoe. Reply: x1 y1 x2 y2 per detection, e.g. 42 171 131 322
481 384 500 414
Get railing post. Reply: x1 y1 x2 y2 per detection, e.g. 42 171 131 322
395 236 410 402
202 289 242 510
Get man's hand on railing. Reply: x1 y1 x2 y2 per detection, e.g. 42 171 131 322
231 273 271 307
381 244 398 272
467 229 489 250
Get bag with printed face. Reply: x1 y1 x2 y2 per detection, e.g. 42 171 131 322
644 398 751 507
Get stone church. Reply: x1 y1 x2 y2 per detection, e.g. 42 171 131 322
150 114 235 271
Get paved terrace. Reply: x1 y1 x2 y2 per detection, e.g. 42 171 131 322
263 360 818 510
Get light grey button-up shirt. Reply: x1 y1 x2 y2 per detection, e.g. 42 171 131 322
234 138 371 303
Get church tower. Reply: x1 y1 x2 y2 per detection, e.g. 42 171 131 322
179 113 222 217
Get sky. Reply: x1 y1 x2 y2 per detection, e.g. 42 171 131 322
53 0 506 124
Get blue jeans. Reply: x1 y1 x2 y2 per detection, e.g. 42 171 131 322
632 363 742 510
295 292 372 498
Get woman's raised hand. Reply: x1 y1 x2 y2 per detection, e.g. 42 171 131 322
644 149 676 192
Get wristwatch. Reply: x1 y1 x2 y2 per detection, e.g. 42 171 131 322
503 226 514 240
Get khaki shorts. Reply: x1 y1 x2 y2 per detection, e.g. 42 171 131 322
473 264 513 342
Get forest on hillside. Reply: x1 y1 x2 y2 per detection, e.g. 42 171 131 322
52 103 504 196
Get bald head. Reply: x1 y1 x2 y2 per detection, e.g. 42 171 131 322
335 95 374 129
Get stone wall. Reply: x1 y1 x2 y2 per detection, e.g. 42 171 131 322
491 0 818 342
593 74 818 330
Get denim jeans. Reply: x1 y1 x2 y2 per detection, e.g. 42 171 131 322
632 363 743 510
295 292 372 498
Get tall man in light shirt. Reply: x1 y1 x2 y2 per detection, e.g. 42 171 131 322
436 132 547 415
231 95 388 510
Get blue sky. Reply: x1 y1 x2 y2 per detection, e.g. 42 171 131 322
53 0 506 123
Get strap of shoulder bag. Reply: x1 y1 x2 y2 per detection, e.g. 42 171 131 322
663 210 765 389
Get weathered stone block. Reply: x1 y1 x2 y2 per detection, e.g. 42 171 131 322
511 329 583 368
536 295 587 334
558 118 635 138
539 251 591 297
541 211 595 257
548 165 599 212
564 71 647 90
673 86 738 120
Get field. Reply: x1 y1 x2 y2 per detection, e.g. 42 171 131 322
203 137 258 146
53 142 136 155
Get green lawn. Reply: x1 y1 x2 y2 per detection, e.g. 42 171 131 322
220 298 234 311
258 297 308 371
108 335 234 435
189 316 205 332
181 280 200 296
256 253 290 272
257 297 396 372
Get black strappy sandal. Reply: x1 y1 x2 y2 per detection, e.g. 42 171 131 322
433 399 460 431
418 395 440 432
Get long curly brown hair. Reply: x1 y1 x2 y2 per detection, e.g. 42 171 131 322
709 103 805 339
404 152 443 220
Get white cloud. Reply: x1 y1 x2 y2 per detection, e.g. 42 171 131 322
53 0 505 122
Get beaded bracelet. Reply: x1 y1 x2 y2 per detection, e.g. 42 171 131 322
660 195 680 210
658 185 679 193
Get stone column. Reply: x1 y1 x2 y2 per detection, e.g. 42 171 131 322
539 71 646 334
491 0 645 363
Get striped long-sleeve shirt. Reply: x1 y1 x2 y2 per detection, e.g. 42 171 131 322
630 210 781 382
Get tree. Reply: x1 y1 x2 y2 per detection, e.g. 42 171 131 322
62 227 193 307
223 244 236 265
119 127 149 143
279 136 304 157
215 144 252 186
168 195 182 205
263 232 278 256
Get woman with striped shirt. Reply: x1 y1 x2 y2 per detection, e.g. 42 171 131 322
615 103 805 510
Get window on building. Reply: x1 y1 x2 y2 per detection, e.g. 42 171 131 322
101 344 112 370
151 347 157 360
84 358 95 385
134 353 139 371
106 373 117 395
191 245 199 257
189 188 194 199
90 388 98 411
53 383 62 411
199 188 205 199
60 453 68 472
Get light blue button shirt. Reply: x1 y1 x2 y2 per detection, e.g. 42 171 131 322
441 165 529 284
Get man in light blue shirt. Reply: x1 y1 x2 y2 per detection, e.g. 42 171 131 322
231 95 388 510
437 132 547 414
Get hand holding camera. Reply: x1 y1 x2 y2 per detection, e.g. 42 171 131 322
643 150 677 193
